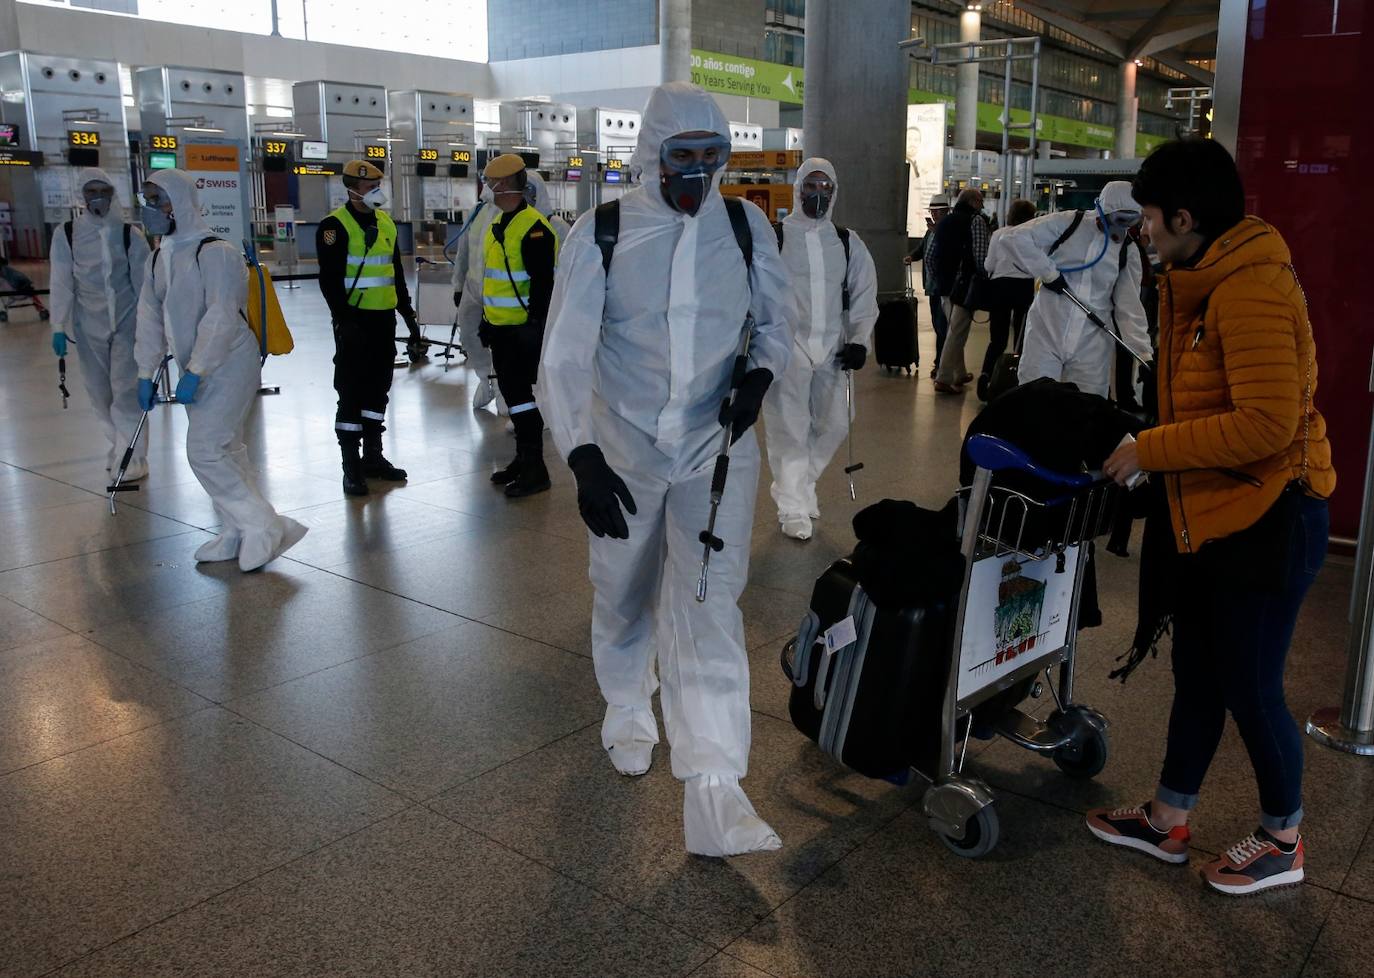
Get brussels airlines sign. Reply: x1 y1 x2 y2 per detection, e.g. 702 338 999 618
690 50 803 105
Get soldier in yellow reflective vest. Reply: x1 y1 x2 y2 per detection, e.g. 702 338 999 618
315 160 422 496
480 153 558 497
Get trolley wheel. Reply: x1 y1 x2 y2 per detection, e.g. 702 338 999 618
39 309 50 321
938 804 1000 859
1053 724 1109 780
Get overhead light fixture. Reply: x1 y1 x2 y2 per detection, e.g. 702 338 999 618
1135 59 1144 66
271 130 308 137
183 126 225 133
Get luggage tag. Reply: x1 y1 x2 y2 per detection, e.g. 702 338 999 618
824 616 859 655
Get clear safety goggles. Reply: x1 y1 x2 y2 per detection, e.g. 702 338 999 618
1105 209 1142 229
138 188 170 209
660 134 731 174
82 182 114 201
800 175 835 195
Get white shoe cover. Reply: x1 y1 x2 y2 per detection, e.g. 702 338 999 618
120 457 149 482
683 775 782 857
194 532 241 563
472 379 495 410
603 703 658 777
237 516 308 573
780 514 813 540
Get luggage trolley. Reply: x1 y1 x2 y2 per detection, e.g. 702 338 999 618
924 434 1119 857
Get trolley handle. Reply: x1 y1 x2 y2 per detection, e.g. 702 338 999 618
965 434 1093 490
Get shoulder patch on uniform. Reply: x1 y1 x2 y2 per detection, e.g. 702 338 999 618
322 228 338 246
529 229 545 238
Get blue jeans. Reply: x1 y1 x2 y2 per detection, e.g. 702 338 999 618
928 294 947 367
1157 489 1329 831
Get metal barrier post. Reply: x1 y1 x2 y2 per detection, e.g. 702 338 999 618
1308 347 1374 755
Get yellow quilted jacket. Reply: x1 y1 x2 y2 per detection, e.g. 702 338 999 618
1137 218 1335 553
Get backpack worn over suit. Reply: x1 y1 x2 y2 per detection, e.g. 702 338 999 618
151 237 294 358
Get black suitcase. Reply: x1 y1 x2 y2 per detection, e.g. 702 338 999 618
874 300 918 374
781 558 949 779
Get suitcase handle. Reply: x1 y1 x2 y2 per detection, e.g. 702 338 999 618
781 639 796 682
965 434 1093 489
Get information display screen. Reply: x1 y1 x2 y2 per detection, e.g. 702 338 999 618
364 144 387 160
67 129 101 148
150 134 178 151
149 151 177 170
418 148 439 162
300 140 328 161
0 124 22 148
262 139 290 157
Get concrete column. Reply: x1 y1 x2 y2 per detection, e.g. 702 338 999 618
660 0 692 84
804 0 910 296
954 8 980 150
0 1 20 51
1115 60 1139 160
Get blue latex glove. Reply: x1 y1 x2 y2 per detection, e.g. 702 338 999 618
137 378 157 412
52 332 68 357
174 371 201 405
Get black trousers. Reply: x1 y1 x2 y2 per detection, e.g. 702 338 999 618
978 280 1035 378
334 312 397 445
485 319 546 448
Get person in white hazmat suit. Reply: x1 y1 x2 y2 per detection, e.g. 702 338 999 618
48 168 153 478
452 172 571 414
540 82 791 857
1002 180 1152 398
133 169 306 572
761 159 879 541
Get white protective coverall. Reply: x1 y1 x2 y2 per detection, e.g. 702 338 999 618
760 158 878 535
133 169 306 572
541 82 792 857
48 168 153 474
1002 180 1151 397
453 172 571 411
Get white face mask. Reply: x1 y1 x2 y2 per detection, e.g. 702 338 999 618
354 186 388 210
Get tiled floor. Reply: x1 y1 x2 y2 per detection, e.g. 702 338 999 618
0 279 1368 978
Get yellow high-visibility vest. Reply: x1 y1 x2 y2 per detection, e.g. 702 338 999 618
330 205 398 310
482 205 556 325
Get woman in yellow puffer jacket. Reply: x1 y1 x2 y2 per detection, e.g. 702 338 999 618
1087 139 1335 897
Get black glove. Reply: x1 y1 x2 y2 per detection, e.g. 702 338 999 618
719 368 773 445
568 444 637 540
477 320 493 348
453 290 462 308
836 343 867 371
1043 275 1069 294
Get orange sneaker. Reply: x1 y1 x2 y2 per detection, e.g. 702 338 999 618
1085 802 1191 864
1201 830 1304 896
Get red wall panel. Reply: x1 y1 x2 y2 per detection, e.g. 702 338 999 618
1234 0 1370 538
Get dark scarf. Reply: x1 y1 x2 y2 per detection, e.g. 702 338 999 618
1109 479 1179 682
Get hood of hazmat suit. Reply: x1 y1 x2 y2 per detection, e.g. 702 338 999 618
523 169 572 240
134 168 251 380
997 180 1151 397
762 157 879 522
49 167 151 344
539 81 791 857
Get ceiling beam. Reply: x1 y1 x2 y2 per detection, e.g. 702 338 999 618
1151 52 1215 85
1083 5 1219 22
1124 0 1194 58
1138 20 1218 58
1017 1 1126 58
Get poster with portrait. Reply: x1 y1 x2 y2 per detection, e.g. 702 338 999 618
905 102 948 240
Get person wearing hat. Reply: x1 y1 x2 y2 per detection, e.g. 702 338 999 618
905 194 951 373
479 152 558 497
315 159 420 496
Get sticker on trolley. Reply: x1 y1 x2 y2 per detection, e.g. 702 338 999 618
956 546 1080 702
824 616 859 654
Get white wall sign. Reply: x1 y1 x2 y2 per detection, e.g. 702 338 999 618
185 144 246 245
